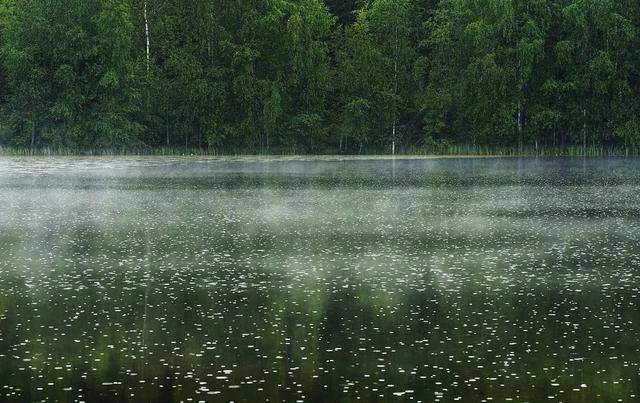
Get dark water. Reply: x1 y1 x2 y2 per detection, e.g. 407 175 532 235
1 157 639 402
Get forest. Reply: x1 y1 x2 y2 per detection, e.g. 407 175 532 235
0 0 639 154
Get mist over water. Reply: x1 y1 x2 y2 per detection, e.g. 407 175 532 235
1 157 640 402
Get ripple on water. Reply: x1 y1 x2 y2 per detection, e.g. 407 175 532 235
0 157 639 402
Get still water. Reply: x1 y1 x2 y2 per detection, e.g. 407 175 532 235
0 157 639 402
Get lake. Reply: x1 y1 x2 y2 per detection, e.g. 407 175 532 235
1 156 639 402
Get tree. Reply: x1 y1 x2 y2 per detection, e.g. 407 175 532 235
420 0 548 149
2 0 142 148
557 0 637 150
0 0 639 153
335 0 417 153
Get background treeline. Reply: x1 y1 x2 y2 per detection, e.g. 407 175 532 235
0 0 639 154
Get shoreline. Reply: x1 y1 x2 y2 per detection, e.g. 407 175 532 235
0 153 637 161
1 144 636 159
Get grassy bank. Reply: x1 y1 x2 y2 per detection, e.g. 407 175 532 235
0 144 638 157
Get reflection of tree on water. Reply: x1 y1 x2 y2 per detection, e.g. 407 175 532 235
1 158 640 401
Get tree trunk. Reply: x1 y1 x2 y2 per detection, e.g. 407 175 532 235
165 113 170 146
517 55 523 153
392 25 398 155
30 121 36 148
517 100 523 152
144 0 150 73
582 108 586 154
392 122 396 155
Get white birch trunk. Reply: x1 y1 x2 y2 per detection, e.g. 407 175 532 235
392 25 398 155
144 0 150 73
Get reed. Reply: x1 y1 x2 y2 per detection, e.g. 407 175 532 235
0 144 637 157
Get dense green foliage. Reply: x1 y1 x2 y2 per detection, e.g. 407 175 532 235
0 0 639 153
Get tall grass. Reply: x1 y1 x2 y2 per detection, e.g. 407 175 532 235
0 144 315 157
406 143 640 157
0 146 241 157
0 144 638 157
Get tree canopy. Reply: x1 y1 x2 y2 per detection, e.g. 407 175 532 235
0 0 639 153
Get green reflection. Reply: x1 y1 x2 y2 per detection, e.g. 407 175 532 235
1 158 640 402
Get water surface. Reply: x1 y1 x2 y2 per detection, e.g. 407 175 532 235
1 157 639 402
